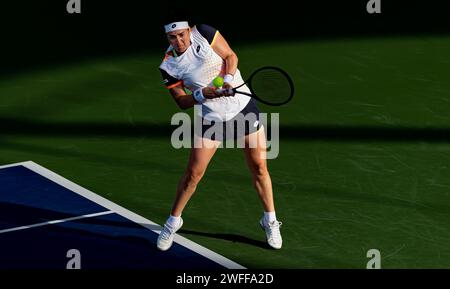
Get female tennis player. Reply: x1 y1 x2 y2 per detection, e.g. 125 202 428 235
157 18 283 250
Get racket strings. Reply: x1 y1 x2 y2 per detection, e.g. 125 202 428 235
250 68 293 105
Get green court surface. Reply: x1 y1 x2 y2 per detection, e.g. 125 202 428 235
1 36 450 268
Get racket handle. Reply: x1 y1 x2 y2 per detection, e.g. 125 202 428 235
216 88 234 95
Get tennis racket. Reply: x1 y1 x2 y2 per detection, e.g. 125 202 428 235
217 66 295 106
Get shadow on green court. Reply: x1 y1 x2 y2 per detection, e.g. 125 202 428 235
0 138 177 173
1 70 149 119
2 117 450 142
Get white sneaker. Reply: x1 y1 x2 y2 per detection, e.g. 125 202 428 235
157 218 183 251
259 217 283 249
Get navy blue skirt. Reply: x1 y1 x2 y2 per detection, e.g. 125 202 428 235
197 98 261 141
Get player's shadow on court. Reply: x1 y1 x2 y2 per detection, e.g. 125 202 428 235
178 229 269 249
179 229 270 249
2 117 450 143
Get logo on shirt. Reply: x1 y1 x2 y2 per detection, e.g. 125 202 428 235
196 45 201 53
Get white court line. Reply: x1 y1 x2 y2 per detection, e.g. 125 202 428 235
0 162 31 169
0 211 114 234
0 161 246 269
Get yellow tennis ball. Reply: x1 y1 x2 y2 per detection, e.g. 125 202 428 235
212 76 224 88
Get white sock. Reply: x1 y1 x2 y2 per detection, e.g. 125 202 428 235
167 215 181 227
264 211 276 225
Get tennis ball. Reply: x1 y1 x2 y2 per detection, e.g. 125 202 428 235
212 76 224 88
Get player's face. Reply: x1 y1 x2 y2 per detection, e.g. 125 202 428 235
167 28 191 54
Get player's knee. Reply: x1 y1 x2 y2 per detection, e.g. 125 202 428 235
185 169 205 185
253 162 268 178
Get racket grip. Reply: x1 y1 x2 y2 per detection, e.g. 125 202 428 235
216 88 234 95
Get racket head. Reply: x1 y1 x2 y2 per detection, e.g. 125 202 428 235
246 66 295 106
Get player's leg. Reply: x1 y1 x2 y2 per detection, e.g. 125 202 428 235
157 137 220 251
171 137 221 216
243 127 282 249
243 126 274 211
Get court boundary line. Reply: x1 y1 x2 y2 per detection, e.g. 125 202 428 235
0 211 114 234
0 161 246 269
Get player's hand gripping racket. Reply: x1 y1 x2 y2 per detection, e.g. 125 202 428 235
217 66 295 106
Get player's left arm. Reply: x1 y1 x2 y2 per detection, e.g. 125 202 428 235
211 32 238 88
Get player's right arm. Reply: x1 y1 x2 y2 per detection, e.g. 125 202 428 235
169 83 221 110
160 67 223 110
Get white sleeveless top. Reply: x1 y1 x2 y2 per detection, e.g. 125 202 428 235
159 26 251 122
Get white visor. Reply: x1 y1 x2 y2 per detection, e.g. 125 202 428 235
164 21 189 33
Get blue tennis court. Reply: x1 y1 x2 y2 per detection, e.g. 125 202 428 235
0 161 244 269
